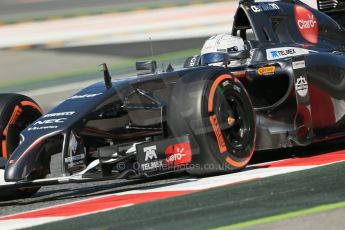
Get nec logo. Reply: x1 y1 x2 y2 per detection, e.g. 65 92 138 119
34 118 67 126
295 5 318 44
144 145 158 161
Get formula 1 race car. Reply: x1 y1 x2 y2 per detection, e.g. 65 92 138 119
1 0 345 199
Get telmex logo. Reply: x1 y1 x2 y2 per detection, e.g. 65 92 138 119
266 47 309 60
144 145 158 161
295 5 318 44
271 49 296 58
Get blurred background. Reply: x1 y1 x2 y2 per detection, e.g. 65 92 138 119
0 0 316 111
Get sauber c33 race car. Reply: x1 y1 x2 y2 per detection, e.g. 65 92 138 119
1 0 345 199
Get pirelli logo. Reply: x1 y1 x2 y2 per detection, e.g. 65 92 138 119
209 114 227 153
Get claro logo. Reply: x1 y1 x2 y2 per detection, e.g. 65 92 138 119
295 5 318 44
298 14 317 29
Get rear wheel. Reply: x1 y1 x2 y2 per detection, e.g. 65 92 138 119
167 67 255 176
0 94 43 200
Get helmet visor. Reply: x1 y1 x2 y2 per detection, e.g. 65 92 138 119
200 52 225 66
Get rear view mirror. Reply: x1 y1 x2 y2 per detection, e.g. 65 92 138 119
136 60 157 75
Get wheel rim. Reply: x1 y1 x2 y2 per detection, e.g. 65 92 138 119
215 92 252 151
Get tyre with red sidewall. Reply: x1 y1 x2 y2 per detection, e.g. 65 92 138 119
167 67 255 176
0 94 43 200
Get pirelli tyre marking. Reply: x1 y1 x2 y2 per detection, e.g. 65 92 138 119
2 105 22 159
2 101 43 160
207 74 255 168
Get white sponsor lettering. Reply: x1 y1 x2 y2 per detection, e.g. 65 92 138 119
43 111 75 118
222 80 230 87
166 153 187 163
266 47 310 60
166 147 186 163
144 145 157 161
295 76 308 97
141 161 163 171
298 14 317 30
68 93 103 100
34 118 67 126
251 3 279 12
293 60 306 69
251 5 262 12
27 126 58 131
189 57 197 66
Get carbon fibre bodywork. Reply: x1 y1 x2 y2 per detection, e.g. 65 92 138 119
231 0 345 150
3 0 345 183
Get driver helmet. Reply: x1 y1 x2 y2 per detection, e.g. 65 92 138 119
200 34 245 67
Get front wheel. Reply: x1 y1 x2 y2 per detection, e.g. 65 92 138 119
0 93 43 200
167 67 256 176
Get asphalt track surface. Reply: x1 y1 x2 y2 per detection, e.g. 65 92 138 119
1 140 345 228
25 161 345 230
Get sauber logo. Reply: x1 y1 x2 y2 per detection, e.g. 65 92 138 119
144 145 158 161
295 76 308 97
295 5 318 44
